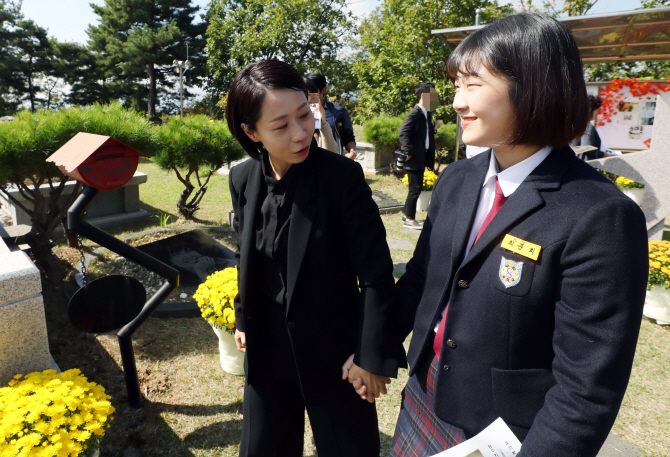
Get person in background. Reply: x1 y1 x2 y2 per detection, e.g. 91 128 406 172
304 77 339 153
398 83 441 229
346 13 648 457
573 95 613 160
304 71 358 159
226 59 404 457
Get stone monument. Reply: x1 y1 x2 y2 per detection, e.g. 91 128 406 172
590 92 670 239
0 238 53 385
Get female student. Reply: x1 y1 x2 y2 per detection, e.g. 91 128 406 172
225 59 404 457
347 13 648 457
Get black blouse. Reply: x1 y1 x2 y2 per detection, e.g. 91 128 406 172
252 154 302 379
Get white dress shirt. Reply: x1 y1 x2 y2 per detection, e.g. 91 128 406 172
417 104 430 150
433 145 553 332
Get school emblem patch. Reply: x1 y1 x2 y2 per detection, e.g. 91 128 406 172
499 256 524 288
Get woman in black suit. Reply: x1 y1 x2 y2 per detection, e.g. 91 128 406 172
225 59 405 457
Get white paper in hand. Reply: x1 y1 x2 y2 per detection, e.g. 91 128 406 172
433 418 521 457
310 104 322 130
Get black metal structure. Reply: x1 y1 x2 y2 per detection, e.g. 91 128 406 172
68 185 180 408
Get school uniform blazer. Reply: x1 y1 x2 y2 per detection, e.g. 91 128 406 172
398 106 436 171
395 147 648 456
229 146 406 406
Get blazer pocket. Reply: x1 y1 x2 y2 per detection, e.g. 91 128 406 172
490 249 536 297
491 368 557 429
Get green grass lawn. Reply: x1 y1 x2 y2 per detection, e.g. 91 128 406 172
48 157 669 457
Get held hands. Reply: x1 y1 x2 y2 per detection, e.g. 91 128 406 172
341 354 391 403
235 330 246 352
434 120 442 130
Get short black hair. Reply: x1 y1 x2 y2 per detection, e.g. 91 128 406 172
446 13 588 148
226 59 307 160
304 77 319 94
588 95 603 114
304 71 327 91
415 83 436 100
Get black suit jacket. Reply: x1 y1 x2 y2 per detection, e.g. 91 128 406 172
229 147 406 406
395 147 648 456
398 106 436 170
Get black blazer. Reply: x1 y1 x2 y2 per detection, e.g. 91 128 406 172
398 106 436 171
229 147 406 406
395 147 648 456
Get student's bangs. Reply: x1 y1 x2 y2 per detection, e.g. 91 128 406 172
445 13 588 148
445 36 500 83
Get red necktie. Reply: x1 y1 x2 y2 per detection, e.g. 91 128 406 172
433 177 508 359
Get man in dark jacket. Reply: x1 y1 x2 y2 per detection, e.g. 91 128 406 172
305 71 358 159
398 83 441 229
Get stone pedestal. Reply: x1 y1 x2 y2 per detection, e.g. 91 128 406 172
0 239 51 385
590 92 670 239
356 142 393 175
0 172 149 232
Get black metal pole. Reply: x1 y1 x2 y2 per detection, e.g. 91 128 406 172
68 185 180 408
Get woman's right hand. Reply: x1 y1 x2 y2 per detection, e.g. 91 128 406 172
235 329 246 352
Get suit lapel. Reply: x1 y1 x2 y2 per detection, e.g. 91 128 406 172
450 153 490 268
461 147 571 268
285 150 318 311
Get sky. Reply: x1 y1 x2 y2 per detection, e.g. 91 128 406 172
20 0 643 46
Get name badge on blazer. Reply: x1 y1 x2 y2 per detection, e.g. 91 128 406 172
499 256 523 288
501 234 541 261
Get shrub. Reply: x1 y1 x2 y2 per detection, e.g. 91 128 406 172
362 115 404 152
155 115 244 220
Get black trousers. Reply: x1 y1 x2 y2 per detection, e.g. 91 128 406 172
239 374 380 457
403 168 424 220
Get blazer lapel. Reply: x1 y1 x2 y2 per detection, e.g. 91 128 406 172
450 152 490 268
285 151 318 311
461 147 571 267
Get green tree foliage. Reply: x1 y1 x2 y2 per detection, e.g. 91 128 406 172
2 16 57 112
87 0 207 117
351 0 514 122
206 0 354 95
0 103 159 278
155 115 244 219
0 0 22 114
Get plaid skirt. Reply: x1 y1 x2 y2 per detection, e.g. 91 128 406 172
389 354 465 457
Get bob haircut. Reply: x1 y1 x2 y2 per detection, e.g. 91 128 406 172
226 59 308 160
446 13 588 148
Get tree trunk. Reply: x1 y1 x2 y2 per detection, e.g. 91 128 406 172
28 57 35 112
147 63 157 117
176 181 196 220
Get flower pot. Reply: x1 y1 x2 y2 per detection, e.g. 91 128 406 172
643 286 670 325
417 190 432 212
620 187 644 206
212 326 245 375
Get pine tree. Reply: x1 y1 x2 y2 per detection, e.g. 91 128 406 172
87 0 207 117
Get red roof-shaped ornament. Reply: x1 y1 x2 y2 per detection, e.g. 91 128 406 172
47 132 146 191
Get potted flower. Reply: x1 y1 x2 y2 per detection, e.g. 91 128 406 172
615 176 644 206
402 169 439 212
193 267 244 375
0 368 115 457
644 240 670 325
